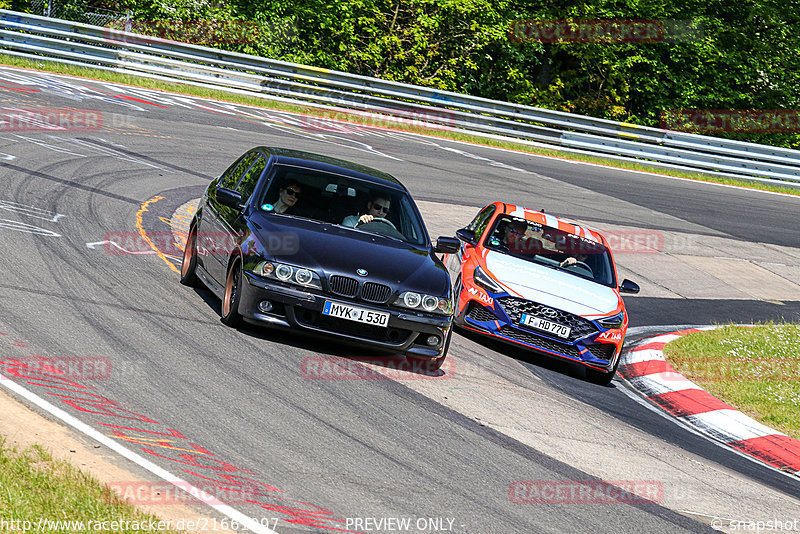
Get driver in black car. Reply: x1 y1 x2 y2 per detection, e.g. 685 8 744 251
341 194 391 227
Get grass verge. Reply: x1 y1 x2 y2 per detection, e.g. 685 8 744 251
2 53 799 197
663 324 800 440
0 436 185 533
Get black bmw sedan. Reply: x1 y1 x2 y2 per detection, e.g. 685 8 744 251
180 147 460 370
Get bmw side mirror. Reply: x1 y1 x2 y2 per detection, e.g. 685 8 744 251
216 188 243 210
619 279 640 294
455 228 476 244
435 236 460 254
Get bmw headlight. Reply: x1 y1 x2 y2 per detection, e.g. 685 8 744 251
404 292 421 308
473 265 503 294
295 268 313 285
255 261 322 290
395 291 452 315
598 311 625 329
275 264 293 281
421 295 439 312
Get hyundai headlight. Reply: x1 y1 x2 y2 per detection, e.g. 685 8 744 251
598 311 625 329
473 265 503 294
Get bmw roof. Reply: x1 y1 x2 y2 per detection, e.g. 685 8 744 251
259 147 405 189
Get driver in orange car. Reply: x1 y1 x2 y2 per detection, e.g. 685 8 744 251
342 194 391 227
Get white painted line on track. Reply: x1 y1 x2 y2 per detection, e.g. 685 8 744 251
624 348 667 364
626 374 702 397
683 410 787 443
0 374 278 534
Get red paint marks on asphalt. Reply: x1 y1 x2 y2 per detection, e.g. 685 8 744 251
0 81 39 93
669 328 703 337
648 389 734 418
80 84 169 108
727 435 800 472
116 94 169 108
618 359 674 378
0 331 359 532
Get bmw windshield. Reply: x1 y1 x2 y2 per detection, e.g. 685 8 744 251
258 164 428 246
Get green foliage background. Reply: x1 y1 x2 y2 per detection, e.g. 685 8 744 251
12 0 800 148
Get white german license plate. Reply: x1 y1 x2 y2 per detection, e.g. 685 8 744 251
520 313 571 339
322 301 390 327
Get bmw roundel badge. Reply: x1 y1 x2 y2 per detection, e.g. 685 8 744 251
356 268 368 276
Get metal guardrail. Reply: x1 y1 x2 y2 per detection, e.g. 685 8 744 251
2 9 800 184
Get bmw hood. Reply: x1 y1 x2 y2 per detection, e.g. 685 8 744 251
484 251 619 317
248 215 449 296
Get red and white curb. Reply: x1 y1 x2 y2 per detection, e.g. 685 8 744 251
619 328 800 477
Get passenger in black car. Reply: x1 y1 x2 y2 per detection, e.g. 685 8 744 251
272 180 302 214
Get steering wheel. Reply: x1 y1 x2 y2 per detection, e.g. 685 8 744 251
568 261 593 275
357 217 397 231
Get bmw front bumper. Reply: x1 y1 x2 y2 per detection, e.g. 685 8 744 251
239 271 452 358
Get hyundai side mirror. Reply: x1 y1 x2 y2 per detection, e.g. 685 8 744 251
455 227 476 244
619 279 640 294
